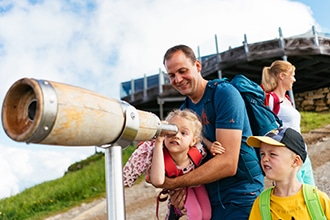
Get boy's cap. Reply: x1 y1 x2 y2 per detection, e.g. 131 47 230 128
247 127 307 162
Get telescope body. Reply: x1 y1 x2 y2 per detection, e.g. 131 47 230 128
2 78 177 146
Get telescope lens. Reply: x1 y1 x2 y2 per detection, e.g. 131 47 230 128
28 100 37 121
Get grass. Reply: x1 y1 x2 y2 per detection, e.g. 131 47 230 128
300 112 330 133
0 111 329 219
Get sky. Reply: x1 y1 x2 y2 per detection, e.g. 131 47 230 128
0 0 329 199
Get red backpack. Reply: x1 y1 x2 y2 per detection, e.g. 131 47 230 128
265 91 292 115
163 146 203 177
145 145 203 181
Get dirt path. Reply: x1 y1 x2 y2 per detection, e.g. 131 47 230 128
46 126 330 220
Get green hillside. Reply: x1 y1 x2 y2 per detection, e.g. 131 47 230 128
0 146 136 220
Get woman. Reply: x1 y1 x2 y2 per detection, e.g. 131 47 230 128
261 60 315 185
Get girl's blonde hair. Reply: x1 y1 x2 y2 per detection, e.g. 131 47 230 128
261 60 296 92
165 109 202 143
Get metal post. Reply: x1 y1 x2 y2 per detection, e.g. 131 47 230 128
130 79 135 101
159 68 164 94
278 27 295 108
197 46 201 61
243 34 249 54
143 74 147 98
158 98 164 120
312 25 319 46
105 145 126 220
278 27 287 61
215 34 222 79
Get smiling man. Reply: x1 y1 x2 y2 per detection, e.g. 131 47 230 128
160 44 264 219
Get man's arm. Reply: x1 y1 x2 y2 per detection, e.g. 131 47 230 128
161 128 241 189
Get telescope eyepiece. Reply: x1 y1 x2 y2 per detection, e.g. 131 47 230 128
28 99 37 121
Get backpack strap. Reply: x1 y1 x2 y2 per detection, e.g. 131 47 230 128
261 85 281 115
187 146 203 167
266 92 293 115
303 184 326 220
259 185 326 220
163 147 180 177
164 146 203 177
180 79 226 147
266 92 280 115
259 187 273 220
156 188 184 220
181 78 226 110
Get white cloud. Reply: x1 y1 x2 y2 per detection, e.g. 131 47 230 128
0 144 95 198
0 0 320 98
0 0 323 199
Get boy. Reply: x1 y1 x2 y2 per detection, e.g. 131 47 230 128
247 127 330 219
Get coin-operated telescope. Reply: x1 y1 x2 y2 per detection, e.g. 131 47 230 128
2 78 177 146
1 78 178 220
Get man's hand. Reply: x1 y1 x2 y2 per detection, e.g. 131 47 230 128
169 188 186 212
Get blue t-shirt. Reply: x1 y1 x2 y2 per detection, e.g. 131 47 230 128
182 80 264 207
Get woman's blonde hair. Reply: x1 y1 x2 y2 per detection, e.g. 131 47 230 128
165 109 202 143
261 60 296 92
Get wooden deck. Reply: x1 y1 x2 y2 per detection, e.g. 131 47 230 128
121 30 330 118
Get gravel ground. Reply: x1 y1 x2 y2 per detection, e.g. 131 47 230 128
45 126 330 220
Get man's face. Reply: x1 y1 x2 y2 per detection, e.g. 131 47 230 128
164 50 201 96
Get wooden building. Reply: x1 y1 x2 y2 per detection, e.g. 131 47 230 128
121 27 330 119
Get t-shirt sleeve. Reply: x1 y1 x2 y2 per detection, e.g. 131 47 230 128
248 196 262 220
318 190 330 219
213 82 246 130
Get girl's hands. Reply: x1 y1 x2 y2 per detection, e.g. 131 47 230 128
210 141 225 156
155 121 168 145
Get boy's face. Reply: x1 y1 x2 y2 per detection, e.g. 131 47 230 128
260 143 298 181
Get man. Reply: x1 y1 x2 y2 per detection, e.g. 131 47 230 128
158 45 264 219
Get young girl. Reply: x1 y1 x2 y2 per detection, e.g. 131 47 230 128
149 109 224 220
122 109 224 219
